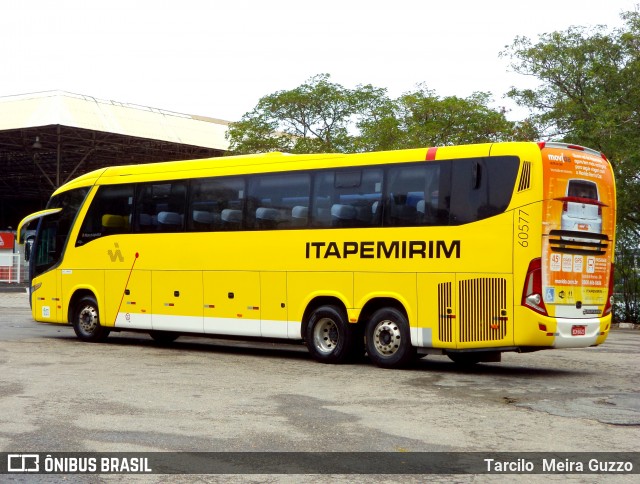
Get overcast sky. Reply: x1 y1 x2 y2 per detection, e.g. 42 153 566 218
0 0 636 122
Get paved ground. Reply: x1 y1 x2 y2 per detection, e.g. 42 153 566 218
0 286 29 306
0 287 638 483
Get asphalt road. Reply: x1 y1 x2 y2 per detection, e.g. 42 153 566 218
0 289 638 482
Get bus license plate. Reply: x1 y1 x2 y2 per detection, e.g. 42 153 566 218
572 325 586 336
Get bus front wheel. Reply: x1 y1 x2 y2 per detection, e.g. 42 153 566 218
365 308 415 369
72 296 110 342
306 305 354 364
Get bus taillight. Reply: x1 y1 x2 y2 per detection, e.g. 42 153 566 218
522 258 548 316
602 263 615 317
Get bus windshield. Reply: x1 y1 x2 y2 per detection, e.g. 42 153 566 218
32 188 89 278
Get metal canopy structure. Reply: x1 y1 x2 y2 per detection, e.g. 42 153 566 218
0 91 230 228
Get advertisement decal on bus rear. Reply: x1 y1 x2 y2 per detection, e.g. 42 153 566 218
541 148 615 316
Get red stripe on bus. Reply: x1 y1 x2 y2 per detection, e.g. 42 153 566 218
426 147 438 161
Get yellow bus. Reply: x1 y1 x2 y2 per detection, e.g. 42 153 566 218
17 141 616 368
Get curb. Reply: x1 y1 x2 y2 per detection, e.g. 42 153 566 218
0 286 28 293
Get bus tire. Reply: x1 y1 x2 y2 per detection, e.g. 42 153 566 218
72 296 110 342
306 305 354 364
365 308 415 369
150 331 180 344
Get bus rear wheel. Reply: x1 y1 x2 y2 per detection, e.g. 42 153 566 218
306 305 354 364
365 308 415 369
72 296 110 342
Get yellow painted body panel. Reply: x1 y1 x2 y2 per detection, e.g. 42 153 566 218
259 272 289 337
203 271 260 320
152 271 204 333
25 141 616 353
287 271 353 325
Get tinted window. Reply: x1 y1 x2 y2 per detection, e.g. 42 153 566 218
486 156 520 211
247 173 311 229
136 181 187 233
189 177 245 231
449 156 519 225
311 168 383 228
76 184 134 245
385 162 450 226
34 188 89 276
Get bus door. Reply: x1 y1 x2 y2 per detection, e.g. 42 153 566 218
203 271 261 337
33 266 63 323
21 209 65 323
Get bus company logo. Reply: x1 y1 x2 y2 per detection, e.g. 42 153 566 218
548 153 572 163
107 243 124 263
305 240 461 259
7 454 39 472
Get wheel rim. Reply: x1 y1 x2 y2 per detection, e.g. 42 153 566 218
372 319 401 356
313 317 339 354
78 305 99 334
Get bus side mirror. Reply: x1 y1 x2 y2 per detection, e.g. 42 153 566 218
25 238 34 262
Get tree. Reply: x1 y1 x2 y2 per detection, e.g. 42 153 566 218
615 226 640 323
226 74 390 154
501 13 640 233
502 9 640 322
357 86 537 151
227 76 536 155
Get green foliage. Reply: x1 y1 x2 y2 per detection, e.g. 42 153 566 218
502 10 640 322
227 75 533 155
501 15 640 232
614 226 640 324
358 86 538 151
226 74 389 154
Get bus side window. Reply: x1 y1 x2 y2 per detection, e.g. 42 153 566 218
311 169 382 228
247 173 310 230
189 177 245 232
449 158 488 225
486 156 520 213
136 181 187 233
448 156 520 225
385 163 444 227
76 184 134 246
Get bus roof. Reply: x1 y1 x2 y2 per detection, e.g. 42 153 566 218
51 141 545 195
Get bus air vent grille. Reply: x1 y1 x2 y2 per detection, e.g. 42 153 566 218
517 161 531 191
458 277 507 342
438 282 453 342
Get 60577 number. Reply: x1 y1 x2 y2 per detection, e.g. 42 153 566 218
517 209 529 248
